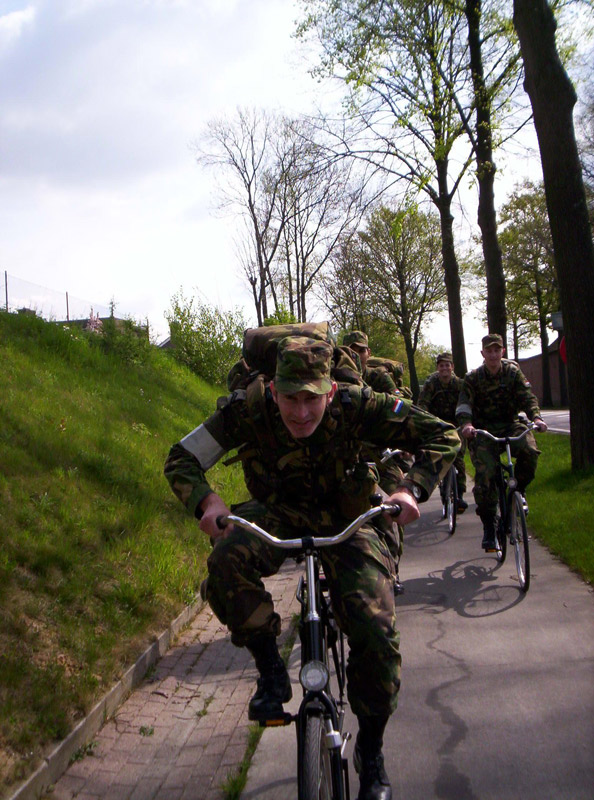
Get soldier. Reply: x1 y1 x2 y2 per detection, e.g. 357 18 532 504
343 330 399 393
456 333 548 550
165 336 459 800
342 330 409 594
417 351 468 512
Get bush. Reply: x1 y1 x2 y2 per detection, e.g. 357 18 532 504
165 291 247 386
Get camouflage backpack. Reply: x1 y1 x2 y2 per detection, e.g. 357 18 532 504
226 322 363 391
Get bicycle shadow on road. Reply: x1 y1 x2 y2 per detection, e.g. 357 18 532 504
396 557 527 618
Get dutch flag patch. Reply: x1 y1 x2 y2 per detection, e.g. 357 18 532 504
391 398 404 415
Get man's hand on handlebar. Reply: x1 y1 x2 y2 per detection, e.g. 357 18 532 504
385 488 420 526
199 493 233 540
533 417 548 432
460 423 477 440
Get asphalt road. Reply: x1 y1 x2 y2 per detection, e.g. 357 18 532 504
243 485 593 800
539 409 570 434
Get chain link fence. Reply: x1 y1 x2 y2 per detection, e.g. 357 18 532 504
2 271 114 323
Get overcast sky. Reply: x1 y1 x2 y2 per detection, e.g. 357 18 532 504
1 0 589 357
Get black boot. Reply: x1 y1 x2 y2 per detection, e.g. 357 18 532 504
246 635 292 721
354 716 392 800
480 514 496 550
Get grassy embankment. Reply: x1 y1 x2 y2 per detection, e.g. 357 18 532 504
1 312 592 795
0 312 245 793
528 432 594 584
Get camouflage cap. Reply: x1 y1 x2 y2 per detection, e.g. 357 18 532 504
436 351 453 364
482 333 504 349
274 336 334 395
343 330 369 349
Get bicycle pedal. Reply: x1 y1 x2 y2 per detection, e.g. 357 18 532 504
257 712 294 727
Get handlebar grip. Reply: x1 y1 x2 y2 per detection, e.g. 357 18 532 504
216 515 229 529
384 503 401 517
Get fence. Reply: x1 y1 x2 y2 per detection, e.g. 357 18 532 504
4 271 121 324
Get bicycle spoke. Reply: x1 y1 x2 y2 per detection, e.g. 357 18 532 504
511 492 530 592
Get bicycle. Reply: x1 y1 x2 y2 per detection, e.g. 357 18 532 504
217 500 401 800
439 464 458 535
474 424 536 593
381 447 458 536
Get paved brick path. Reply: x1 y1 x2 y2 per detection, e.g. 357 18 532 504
46 562 301 800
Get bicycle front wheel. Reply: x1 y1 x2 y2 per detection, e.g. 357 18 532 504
445 466 458 535
510 491 530 592
301 713 336 800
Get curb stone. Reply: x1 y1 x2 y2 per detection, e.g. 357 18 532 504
7 598 204 800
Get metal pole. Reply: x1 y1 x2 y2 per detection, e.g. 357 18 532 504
66 291 69 321
4 270 7 312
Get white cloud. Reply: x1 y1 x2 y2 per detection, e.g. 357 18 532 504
0 6 35 48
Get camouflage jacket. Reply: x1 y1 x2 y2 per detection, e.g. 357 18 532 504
417 372 464 424
455 360 541 430
165 384 459 534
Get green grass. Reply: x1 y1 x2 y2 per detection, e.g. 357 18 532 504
0 312 245 792
528 433 594 585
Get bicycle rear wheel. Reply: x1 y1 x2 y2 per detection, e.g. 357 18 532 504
445 466 458 535
301 713 337 800
510 491 530 592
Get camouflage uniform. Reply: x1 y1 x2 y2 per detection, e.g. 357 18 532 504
165 337 459 719
455 357 542 516
417 368 467 494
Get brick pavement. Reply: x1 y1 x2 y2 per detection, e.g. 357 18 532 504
45 561 301 800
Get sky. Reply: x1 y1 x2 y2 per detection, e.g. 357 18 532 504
1 0 589 361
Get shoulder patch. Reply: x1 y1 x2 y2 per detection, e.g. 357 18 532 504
389 397 410 418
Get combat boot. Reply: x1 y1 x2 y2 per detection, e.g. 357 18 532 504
480 514 496 551
246 635 292 721
457 494 468 513
353 716 392 800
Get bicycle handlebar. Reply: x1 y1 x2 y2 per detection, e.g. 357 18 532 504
216 503 401 550
474 422 536 444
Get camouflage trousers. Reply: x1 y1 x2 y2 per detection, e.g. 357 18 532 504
202 499 402 719
468 422 540 517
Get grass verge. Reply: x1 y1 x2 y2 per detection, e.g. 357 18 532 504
528 432 594 585
0 312 245 794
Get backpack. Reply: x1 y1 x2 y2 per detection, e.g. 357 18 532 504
366 355 405 382
226 322 363 391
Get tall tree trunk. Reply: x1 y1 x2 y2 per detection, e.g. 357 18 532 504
435 166 467 375
514 0 594 468
465 0 507 344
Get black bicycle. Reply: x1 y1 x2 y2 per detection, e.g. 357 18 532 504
217 501 400 800
439 464 458 535
474 425 536 592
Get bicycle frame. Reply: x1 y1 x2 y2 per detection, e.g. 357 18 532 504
217 502 400 800
474 425 535 591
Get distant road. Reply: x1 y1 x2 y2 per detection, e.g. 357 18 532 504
540 408 570 434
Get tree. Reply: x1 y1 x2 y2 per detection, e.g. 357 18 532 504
513 0 594 468
196 108 297 326
275 121 370 321
499 181 559 405
358 204 449 398
165 290 247 387
297 0 472 374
